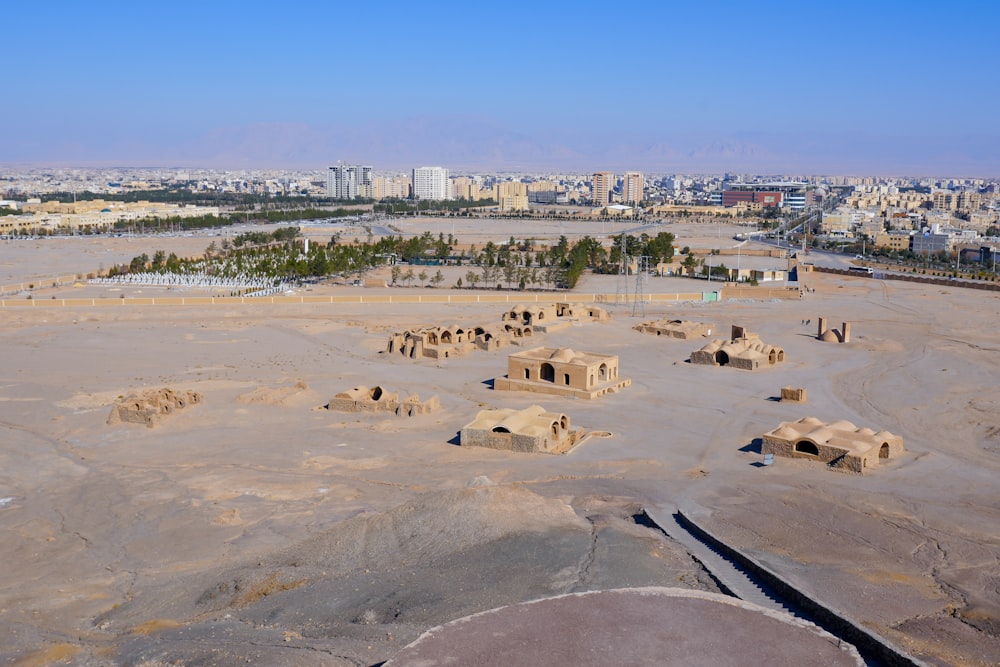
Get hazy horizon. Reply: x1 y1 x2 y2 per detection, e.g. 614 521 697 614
5 1 999 177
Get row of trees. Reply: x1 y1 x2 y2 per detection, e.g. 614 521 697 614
374 198 494 215
109 207 364 234
111 227 397 282
12 188 364 209
111 228 681 291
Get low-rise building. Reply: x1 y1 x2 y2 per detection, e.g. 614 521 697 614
634 319 715 340
460 405 581 453
494 347 631 399
690 326 785 370
761 416 904 473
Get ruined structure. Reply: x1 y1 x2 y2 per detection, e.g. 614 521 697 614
817 317 852 343
762 416 904 473
385 323 533 360
460 405 582 453
690 325 785 370
107 388 202 428
634 318 714 340
327 385 439 416
503 302 609 333
494 347 631 399
780 386 807 402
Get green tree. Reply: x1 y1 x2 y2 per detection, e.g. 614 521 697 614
151 249 166 271
129 253 149 272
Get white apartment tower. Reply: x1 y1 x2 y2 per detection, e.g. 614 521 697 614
412 166 450 200
622 171 644 205
327 165 374 199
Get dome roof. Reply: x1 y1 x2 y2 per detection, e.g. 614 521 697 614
549 348 576 362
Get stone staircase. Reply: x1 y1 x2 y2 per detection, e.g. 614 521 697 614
643 506 806 619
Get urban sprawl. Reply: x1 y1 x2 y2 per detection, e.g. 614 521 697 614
2 166 998 272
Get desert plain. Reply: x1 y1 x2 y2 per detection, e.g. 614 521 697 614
0 219 998 666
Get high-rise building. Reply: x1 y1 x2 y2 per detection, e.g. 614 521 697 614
412 166 450 200
623 171 644 205
592 171 613 206
373 175 411 199
327 165 373 199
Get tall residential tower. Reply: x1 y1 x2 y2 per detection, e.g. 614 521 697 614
327 165 373 199
412 166 450 200
591 171 613 206
622 171 644 205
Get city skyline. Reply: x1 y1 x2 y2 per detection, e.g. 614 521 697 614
4 1 999 176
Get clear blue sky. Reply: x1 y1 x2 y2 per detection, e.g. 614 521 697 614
4 1 998 175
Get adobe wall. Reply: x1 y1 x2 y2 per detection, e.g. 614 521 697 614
729 356 761 371
781 387 807 402
494 376 631 400
328 391 438 417
460 430 547 453
761 435 848 465
690 348 720 366
812 265 1000 292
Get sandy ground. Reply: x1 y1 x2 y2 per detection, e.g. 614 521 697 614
0 228 998 666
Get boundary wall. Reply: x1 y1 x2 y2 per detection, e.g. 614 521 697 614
813 265 1000 292
1 291 723 309
674 508 927 667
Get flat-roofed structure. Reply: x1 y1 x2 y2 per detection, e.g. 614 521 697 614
722 181 814 210
327 385 439 417
386 322 533 360
634 319 714 340
503 302 609 332
762 416 904 473
494 347 630 399
460 405 581 453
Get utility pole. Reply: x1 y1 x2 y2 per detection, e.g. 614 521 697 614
615 234 630 306
632 256 648 317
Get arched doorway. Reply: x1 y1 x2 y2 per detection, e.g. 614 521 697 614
599 363 608 381
540 363 555 383
794 440 819 456
715 350 729 366
879 443 889 460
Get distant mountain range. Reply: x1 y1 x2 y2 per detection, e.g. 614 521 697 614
9 116 1000 177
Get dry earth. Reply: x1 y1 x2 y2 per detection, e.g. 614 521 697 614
0 225 998 666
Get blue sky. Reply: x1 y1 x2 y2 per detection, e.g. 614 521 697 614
4 1 998 175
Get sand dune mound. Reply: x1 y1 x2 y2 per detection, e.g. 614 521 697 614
236 381 317 406
95 486 703 666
